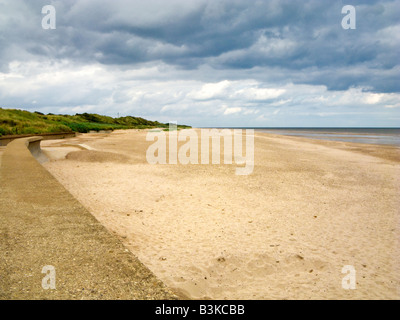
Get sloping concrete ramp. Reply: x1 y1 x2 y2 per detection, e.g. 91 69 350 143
0 137 177 299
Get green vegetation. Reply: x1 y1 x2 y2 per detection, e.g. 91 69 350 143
0 108 191 137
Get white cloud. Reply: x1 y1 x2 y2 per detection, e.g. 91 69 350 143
384 103 400 109
234 87 285 101
363 93 384 105
0 58 399 127
187 80 231 100
223 107 242 115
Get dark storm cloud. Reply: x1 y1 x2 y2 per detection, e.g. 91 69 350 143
0 0 399 93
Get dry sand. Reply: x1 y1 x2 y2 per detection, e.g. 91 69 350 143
42 130 400 299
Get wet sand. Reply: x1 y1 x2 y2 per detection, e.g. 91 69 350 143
42 129 400 299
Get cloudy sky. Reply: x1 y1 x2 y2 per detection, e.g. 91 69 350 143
0 0 399 127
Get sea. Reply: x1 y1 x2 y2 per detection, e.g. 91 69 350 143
251 128 400 146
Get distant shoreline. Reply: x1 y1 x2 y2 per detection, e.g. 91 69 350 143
200 127 400 146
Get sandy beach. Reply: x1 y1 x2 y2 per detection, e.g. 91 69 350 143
41 129 400 299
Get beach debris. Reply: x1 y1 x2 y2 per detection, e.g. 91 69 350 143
217 257 226 263
159 257 167 261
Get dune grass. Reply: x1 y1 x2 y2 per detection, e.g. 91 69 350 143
0 108 190 137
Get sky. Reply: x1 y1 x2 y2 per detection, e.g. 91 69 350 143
0 0 399 127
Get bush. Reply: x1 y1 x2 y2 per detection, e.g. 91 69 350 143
0 108 191 136
0 119 17 126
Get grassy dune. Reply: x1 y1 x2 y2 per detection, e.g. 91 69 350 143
0 108 190 136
